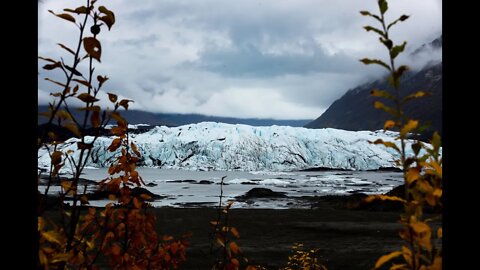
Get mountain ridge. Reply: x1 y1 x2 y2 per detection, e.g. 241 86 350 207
38 105 311 127
305 36 442 140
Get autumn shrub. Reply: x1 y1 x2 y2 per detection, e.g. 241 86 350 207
209 177 261 270
359 1 442 269
38 1 187 269
280 243 326 270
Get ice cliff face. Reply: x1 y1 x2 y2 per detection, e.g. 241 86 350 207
38 122 416 171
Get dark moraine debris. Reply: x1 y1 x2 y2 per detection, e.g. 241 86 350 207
146 182 158 187
237 188 287 200
39 175 98 186
131 187 164 200
299 167 353 172
87 187 165 201
197 180 214 185
167 180 197 184
375 167 403 172
240 181 259 185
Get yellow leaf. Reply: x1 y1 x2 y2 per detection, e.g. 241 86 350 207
41 230 63 245
365 195 405 203
374 101 384 109
406 168 420 185
390 264 408 270
216 238 225 247
51 252 71 263
430 256 442 270
61 181 73 192
425 193 436 207
63 123 81 137
429 161 442 178
38 217 46 231
437 227 442 238
384 120 396 130
39 250 48 266
401 246 413 267
229 242 240 254
400 120 418 137
410 220 430 234
374 251 403 269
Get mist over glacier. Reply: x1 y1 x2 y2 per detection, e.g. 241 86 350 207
38 122 421 172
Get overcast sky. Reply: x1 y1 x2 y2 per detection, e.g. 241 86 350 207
38 0 442 120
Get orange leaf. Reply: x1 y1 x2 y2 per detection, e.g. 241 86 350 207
133 197 142 209
91 110 100 128
49 10 76 23
63 123 80 137
163 235 174 241
170 242 179 254
229 242 240 254
45 78 66 87
51 151 63 165
111 244 121 256
77 93 99 103
108 138 122 152
63 6 89 14
83 37 102 62
231 227 240 238
384 120 396 130
72 78 92 88
80 195 89 205
119 99 133 110
98 6 116 30
57 43 75 55
374 251 402 269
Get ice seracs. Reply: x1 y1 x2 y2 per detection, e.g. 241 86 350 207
38 122 423 172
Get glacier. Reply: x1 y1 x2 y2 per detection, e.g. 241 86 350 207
38 122 419 172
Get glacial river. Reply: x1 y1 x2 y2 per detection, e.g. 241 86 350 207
39 168 403 209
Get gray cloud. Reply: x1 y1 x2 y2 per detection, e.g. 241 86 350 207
38 0 442 120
